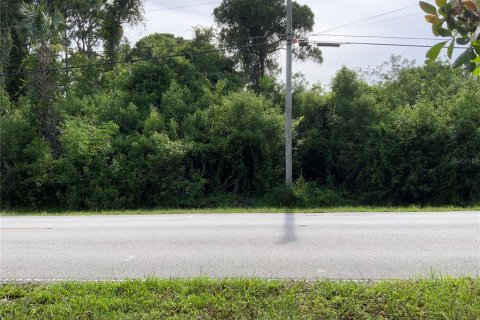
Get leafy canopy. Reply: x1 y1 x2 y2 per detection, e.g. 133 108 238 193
421 0 480 75
214 0 322 89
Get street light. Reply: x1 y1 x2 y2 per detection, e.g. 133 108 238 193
316 42 342 47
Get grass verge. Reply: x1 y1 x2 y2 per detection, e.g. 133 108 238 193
1 278 479 319
1 205 479 216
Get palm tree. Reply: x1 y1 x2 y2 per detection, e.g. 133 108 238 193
17 0 62 155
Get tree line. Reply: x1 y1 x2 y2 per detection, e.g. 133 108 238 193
0 0 479 209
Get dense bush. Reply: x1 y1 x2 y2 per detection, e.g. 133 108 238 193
195 91 284 194
295 62 480 206
1 31 479 209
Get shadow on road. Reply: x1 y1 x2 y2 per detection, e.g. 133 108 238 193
280 208 297 244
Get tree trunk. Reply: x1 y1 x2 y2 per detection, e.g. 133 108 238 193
35 44 60 156
259 52 266 79
251 50 267 91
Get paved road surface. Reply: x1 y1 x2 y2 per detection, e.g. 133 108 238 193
1 212 479 281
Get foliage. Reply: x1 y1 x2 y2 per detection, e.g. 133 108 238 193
296 62 480 205
2 50 480 209
264 178 351 208
16 0 64 155
65 0 105 57
195 92 284 194
16 0 63 49
0 0 13 81
214 0 322 89
0 95 57 207
102 0 144 65
1 0 479 209
421 0 480 74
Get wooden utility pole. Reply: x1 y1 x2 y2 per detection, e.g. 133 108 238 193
285 0 293 186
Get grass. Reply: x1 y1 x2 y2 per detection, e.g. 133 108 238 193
1 278 479 319
1 205 479 216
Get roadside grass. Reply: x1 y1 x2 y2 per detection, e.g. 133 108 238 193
1 278 479 319
1 205 479 216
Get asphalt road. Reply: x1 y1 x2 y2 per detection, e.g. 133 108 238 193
1 212 479 281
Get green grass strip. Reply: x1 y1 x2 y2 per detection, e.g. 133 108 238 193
1 278 479 319
1 205 479 216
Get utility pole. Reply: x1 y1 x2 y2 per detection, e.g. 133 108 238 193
0 0 4 89
64 0 69 94
285 0 293 186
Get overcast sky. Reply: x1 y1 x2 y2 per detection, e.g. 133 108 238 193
125 0 446 86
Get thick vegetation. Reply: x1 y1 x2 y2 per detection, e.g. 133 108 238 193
1 1 479 210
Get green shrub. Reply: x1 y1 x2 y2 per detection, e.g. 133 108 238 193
195 91 284 195
2 53 479 210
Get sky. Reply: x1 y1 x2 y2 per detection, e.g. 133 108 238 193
125 0 447 86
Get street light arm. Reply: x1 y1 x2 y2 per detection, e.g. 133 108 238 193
316 42 342 47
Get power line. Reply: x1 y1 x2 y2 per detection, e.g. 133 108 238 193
314 41 467 50
332 13 423 32
5 31 447 67
2 31 279 66
145 1 221 13
311 34 441 41
0 42 269 78
342 42 462 49
2 25 289 69
6 38 463 78
310 1 430 35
